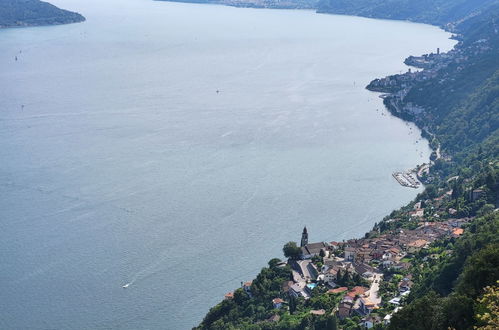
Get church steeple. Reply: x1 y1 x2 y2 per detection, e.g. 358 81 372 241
300 226 308 247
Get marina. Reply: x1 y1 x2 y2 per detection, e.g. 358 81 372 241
392 170 421 189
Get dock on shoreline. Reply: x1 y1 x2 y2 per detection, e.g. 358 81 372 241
392 170 420 188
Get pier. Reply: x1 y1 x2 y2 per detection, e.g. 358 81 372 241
392 171 420 188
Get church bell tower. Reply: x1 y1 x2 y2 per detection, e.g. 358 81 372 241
300 226 308 247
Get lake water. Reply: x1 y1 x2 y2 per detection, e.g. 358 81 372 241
0 0 455 328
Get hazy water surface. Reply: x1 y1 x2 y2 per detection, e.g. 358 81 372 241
0 0 455 328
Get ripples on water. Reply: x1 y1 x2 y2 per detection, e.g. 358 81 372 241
0 0 455 328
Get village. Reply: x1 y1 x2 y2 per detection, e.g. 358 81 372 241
217 25 495 330
367 37 493 122
224 185 477 328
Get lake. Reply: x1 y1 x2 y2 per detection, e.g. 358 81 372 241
0 0 455 328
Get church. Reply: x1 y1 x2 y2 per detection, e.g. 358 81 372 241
299 227 329 259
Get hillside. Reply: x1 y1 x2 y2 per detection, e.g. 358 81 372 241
156 0 318 10
196 2 499 330
0 0 85 28
317 0 499 28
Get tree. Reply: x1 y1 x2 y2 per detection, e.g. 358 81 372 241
475 281 499 330
268 258 282 268
319 249 326 258
283 242 302 260
326 315 338 330
289 295 297 314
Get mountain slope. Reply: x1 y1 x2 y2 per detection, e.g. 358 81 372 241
318 0 499 27
0 0 85 28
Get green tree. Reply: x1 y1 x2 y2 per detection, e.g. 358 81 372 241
283 242 302 260
326 315 338 330
268 258 282 268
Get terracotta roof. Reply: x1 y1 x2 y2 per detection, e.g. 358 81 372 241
361 297 377 308
452 228 464 236
407 239 428 248
347 286 368 297
272 298 284 304
328 287 348 294
224 292 234 299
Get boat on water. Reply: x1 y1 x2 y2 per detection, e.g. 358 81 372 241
123 283 130 288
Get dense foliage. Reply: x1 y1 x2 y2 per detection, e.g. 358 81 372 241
317 0 499 27
0 0 85 28
389 214 499 330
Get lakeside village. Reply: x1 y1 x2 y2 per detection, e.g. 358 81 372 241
368 38 494 190
222 183 484 328
209 35 496 329
367 38 492 138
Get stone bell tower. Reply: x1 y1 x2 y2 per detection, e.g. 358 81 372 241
300 226 308 247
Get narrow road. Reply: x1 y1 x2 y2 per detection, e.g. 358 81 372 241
368 273 383 305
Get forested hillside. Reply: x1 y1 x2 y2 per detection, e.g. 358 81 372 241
197 1 499 329
0 0 85 28
157 0 318 9
317 0 499 27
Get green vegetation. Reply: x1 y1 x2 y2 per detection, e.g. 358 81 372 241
196 261 294 329
283 242 302 260
197 1 499 328
317 0 499 27
0 0 85 28
157 0 318 10
389 214 499 330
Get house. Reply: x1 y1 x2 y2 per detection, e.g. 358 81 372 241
282 280 294 294
272 298 284 309
452 228 464 237
393 262 411 271
344 247 357 261
361 318 374 329
398 279 413 292
342 295 355 304
310 309 326 316
471 189 485 201
360 315 381 329
324 265 341 283
328 287 348 294
338 302 353 320
356 249 373 263
242 281 253 295
358 297 377 315
407 239 428 253
410 208 424 218
388 297 401 305
224 292 234 300
347 286 368 298
290 282 308 298
329 241 342 250
353 262 375 278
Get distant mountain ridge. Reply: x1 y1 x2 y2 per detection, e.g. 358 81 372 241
156 0 318 10
0 0 85 28
317 0 499 28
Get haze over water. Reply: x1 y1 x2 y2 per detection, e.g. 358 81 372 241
0 0 455 328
